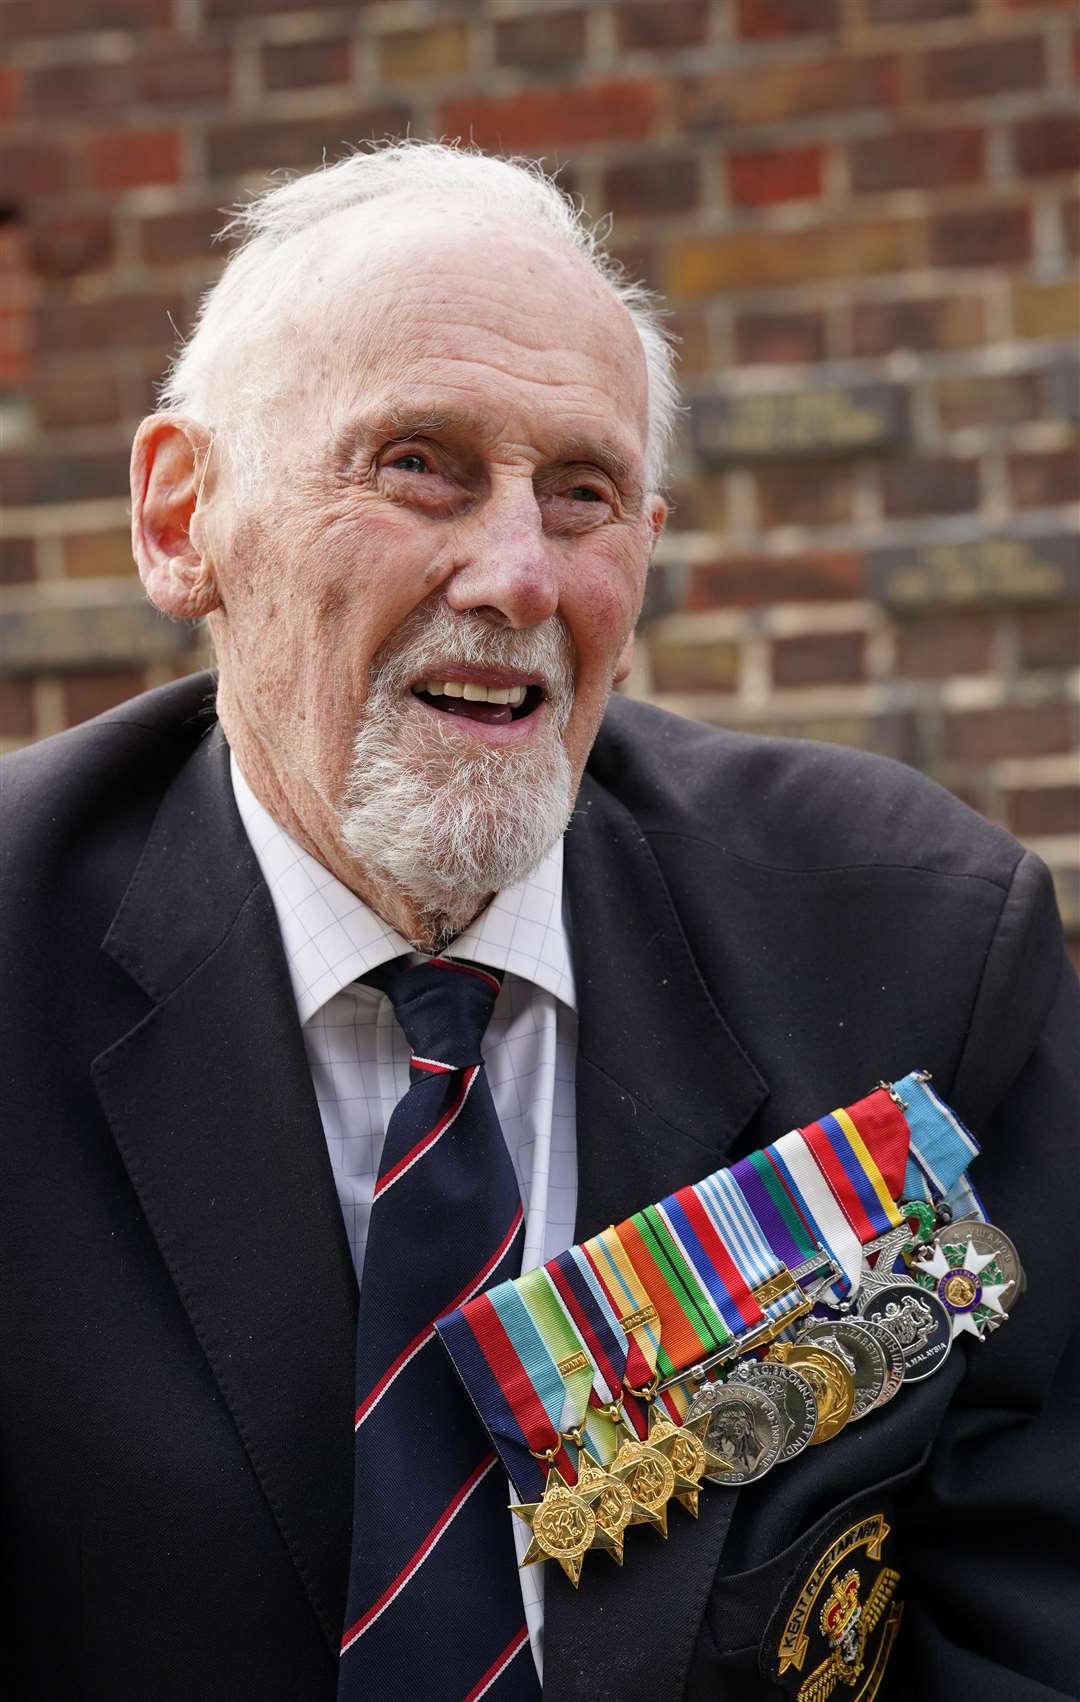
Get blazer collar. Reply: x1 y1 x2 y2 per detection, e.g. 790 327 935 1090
92 726 358 1658
544 770 767 1702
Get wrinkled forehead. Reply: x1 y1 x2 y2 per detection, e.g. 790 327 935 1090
273 205 651 466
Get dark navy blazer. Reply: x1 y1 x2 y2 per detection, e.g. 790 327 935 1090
3 673 1077 1700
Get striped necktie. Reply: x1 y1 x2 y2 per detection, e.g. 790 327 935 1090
337 955 541 1702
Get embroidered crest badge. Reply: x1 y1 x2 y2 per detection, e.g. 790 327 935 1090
763 1513 903 1702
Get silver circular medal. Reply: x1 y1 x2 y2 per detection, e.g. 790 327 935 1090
731 1359 817 1463
857 1316 905 1407
683 1380 784 1485
858 1280 952 1381
798 1319 887 1422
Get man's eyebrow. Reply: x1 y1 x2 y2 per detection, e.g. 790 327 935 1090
334 404 645 504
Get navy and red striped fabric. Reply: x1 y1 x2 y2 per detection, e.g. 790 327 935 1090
337 956 540 1702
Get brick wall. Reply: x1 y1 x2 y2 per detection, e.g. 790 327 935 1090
2 0 1078 948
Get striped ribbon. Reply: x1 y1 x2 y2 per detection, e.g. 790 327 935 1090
436 1073 976 1499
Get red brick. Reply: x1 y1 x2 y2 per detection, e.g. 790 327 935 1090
1005 0 1077 10
670 219 913 295
735 0 839 35
137 204 225 266
679 55 901 130
734 309 827 365
63 672 147 729
0 539 36 586
0 141 74 199
30 366 127 430
922 35 1046 102
1004 786 1080 839
0 681 36 738
850 126 984 194
942 702 1076 761
85 129 183 193
0 66 21 122
881 456 980 518
206 108 412 178
1015 608 1080 670
260 37 350 93
772 631 867 686
851 294 986 356
1013 113 1080 178
138 44 233 105
728 144 824 207
616 0 709 50
440 82 659 152
26 59 133 118
604 155 702 217
865 0 970 18
688 551 861 608
935 372 1042 431
754 461 855 528
204 0 330 16
495 12 586 70
1 449 132 506
929 205 1031 268
1008 448 1080 509
35 293 180 355
2 0 172 38
895 614 996 678
27 217 113 281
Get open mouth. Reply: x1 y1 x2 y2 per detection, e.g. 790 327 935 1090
411 677 546 727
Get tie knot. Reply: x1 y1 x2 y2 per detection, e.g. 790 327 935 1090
371 956 502 1069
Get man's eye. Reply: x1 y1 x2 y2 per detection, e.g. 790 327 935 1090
567 485 606 503
387 452 430 474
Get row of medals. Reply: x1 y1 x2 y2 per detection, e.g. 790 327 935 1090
513 1209 1024 1585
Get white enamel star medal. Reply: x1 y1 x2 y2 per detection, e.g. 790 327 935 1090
912 1224 1018 1340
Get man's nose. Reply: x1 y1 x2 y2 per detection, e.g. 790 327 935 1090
443 481 559 629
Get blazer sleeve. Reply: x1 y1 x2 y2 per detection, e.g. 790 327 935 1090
891 852 1080 1700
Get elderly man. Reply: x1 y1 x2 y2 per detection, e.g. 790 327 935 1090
2 142 1077 1702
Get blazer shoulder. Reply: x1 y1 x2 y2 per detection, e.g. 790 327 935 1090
1 671 217 847
591 695 1025 890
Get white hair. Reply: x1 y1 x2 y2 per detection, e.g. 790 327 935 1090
158 138 679 495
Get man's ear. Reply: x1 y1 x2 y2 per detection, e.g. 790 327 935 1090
130 415 222 619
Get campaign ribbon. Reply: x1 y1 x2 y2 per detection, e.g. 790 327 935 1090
898 1071 984 1221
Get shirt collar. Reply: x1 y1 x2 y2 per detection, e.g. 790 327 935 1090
230 753 576 1025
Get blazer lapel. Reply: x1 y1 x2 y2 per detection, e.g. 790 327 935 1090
91 729 358 1656
544 772 767 1701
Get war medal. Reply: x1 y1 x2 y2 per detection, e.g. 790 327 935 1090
511 1468 602 1588
798 1319 889 1422
575 1453 634 1565
682 1381 784 1485
731 1359 818 1463
436 1072 1019 1588
910 1220 1021 1340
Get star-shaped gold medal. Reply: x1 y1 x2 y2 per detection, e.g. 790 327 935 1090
510 1468 602 1588
643 1407 707 1517
576 1453 634 1565
609 1430 677 1538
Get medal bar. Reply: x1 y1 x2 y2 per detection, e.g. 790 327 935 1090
434 1072 1023 1586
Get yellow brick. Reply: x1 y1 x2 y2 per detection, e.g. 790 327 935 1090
1012 280 1080 341
378 24 469 82
63 531 136 579
667 221 911 298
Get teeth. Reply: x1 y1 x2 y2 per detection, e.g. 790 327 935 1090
417 681 531 707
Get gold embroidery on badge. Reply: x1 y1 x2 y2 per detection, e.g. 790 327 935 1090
776 1514 896 1677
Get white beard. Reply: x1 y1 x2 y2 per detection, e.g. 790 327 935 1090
338 603 579 939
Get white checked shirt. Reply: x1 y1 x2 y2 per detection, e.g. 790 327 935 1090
230 755 578 1677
